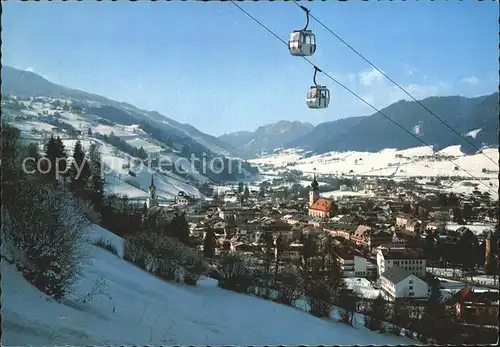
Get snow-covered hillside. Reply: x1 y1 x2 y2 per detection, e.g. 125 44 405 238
250 146 499 198
2 225 416 345
6 101 206 201
250 146 498 178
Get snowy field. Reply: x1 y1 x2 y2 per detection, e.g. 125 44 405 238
445 222 496 236
249 146 499 200
321 190 375 198
2 225 416 346
428 268 499 292
125 137 163 153
252 146 499 180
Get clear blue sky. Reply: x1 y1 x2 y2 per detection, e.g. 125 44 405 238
3 1 498 136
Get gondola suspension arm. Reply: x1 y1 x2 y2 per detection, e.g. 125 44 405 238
313 65 321 86
300 5 311 31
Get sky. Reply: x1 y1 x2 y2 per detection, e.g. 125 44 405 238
3 1 498 137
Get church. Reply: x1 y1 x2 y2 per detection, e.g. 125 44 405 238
142 175 176 230
308 174 338 218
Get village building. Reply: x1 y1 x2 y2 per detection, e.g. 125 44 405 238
395 212 413 228
379 266 429 300
334 250 376 278
363 180 378 192
351 225 392 249
324 223 356 241
308 175 338 218
404 220 422 234
175 191 195 206
453 287 499 326
376 247 427 278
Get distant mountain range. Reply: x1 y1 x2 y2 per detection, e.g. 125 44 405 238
218 121 315 157
220 93 499 157
2 66 256 181
5 65 497 162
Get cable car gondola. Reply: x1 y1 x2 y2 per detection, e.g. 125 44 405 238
306 66 330 109
288 6 316 57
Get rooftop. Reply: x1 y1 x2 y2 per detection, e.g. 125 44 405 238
380 266 412 284
381 248 426 260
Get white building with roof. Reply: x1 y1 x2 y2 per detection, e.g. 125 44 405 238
376 247 427 278
379 266 429 301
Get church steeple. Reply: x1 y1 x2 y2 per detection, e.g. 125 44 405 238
147 174 157 208
309 170 320 207
311 174 319 191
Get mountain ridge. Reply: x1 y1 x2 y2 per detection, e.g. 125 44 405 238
286 93 499 155
218 93 499 157
218 120 315 157
4 66 497 159
2 66 256 181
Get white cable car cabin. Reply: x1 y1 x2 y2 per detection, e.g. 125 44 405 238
306 86 330 109
288 30 316 57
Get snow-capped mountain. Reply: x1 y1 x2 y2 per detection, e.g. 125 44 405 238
285 93 499 155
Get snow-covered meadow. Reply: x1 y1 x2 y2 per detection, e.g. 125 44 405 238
2 225 417 346
250 146 499 180
250 146 499 199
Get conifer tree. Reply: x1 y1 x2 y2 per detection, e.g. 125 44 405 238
259 231 275 298
43 135 68 185
88 143 105 210
203 226 216 259
55 136 68 181
170 213 190 245
69 140 91 198
24 143 42 176
1 123 21 183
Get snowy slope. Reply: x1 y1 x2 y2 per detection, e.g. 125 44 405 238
2 225 416 346
7 101 205 200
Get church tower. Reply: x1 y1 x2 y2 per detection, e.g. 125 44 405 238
485 230 493 267
309 174 320 207
147 174 158 208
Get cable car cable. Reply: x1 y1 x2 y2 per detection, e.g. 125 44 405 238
291 0 499 168
229 0 498 195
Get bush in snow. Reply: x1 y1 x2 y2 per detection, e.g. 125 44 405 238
2 181 91 300
92 238 119 255
305 281 336 318
183 256 205 286
364 294 388 331
216 251 253 293
123 235 151 270
124 232 204 285
337 288 358 326
272 267 303 306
